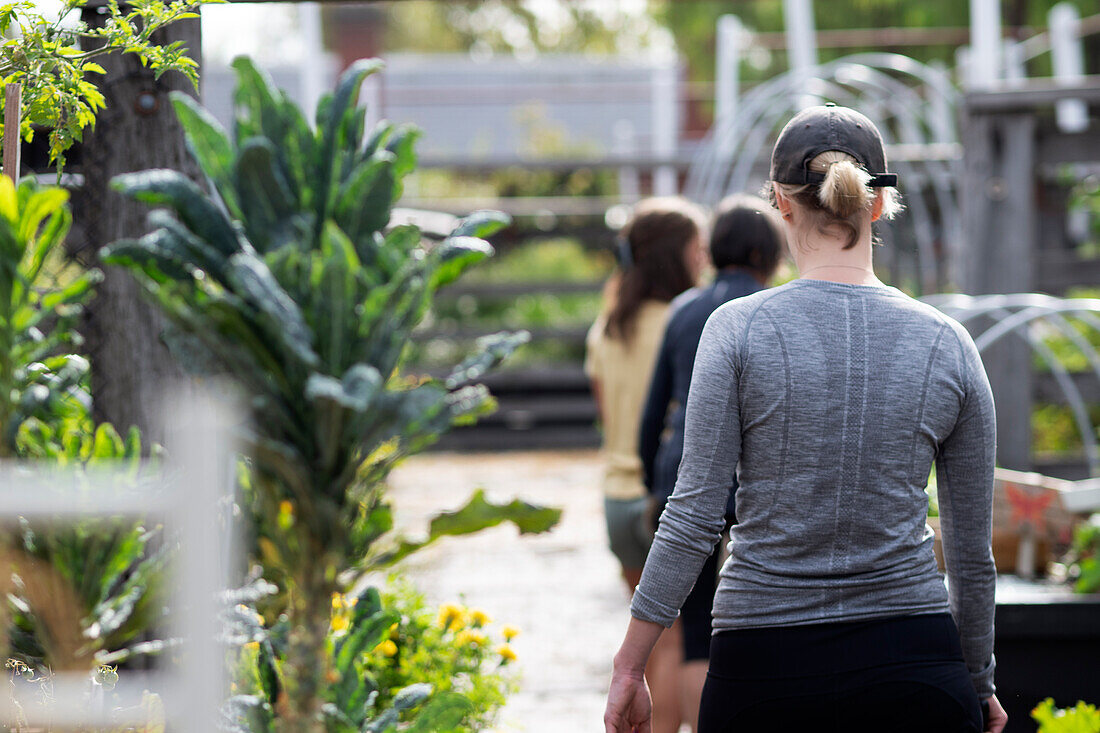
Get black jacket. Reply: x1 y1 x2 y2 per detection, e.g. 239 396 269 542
638 269 764 518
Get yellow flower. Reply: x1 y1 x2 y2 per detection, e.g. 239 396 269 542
236 604 264 625
331 593 358 611
436 603 466 631
277 500 295 529
501 625 520 641
331 614 350 633
372 639 398 657
243 641 260 653
454 629 487 647
497 644 517 663
469 609 490 627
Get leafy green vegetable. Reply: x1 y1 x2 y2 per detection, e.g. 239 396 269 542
107 56 554 731
1032 698 1100 733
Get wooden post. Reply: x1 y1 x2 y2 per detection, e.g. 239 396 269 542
960 104 1036 472
3 83 21 181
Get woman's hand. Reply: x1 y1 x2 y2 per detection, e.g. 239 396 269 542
984 695 1007 732
606 614 665 731
604 668 652 733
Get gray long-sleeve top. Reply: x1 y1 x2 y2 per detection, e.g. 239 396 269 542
631 279 998 697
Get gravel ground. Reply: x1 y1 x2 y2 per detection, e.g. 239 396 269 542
387 450 631 732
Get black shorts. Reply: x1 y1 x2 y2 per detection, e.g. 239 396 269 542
653 504 727 662
699 613 983 733
680 542 719 661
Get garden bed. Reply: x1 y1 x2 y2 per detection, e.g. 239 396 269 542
993 577 1100 732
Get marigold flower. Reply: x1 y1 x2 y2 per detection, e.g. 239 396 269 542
497 644 517 663
372 639 398 657
455 629 487 647
436 603 466 631
501 625 520 641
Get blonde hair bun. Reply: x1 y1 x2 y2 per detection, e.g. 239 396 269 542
813 151 874 218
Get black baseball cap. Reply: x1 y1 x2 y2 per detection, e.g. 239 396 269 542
770 103 897 188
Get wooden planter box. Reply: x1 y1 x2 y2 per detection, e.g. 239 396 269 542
930 468 1100 576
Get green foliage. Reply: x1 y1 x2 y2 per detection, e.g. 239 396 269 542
925 467 938 518
105 56 557 729
13 511 174 672
222 582 480 733
409 238 610 369
1032 403 1100 457
110 58 487 559
381 1 661 56
360 579 518 733
464 237 612 284
1062 514 1100 594
1032 698 1100 733
653 0 1097 90
1069 177 1100 257
373 488 561 567
0 0 210 169
0 176 168 674
0 176 95 457
105 56 543 577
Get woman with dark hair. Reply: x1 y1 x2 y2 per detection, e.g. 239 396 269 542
605 105 1006 733
637 194 784 732
586 196 706 733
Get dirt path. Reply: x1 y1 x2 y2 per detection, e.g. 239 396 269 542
387 450 631 732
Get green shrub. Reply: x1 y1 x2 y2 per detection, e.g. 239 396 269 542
361 578 517 732
1032 698 1100 732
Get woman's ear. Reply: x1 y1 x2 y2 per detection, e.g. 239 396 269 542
870 191 884 222
773 186 794 221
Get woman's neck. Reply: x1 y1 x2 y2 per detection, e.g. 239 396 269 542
791 235 881 286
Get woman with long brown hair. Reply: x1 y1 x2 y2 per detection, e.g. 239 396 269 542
586 196 706 733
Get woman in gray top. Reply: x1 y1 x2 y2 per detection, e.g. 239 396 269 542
604 105 1007 733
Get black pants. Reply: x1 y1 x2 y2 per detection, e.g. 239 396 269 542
698 613 983 733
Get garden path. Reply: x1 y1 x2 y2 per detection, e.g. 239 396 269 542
388 450 638 732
